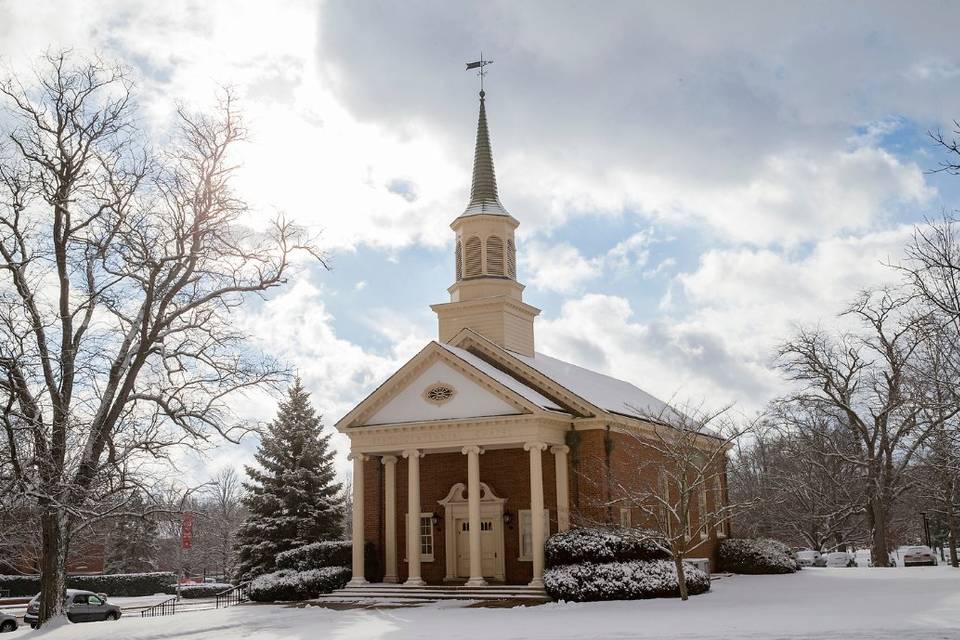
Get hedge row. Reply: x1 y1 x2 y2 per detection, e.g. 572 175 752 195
161 582 234 599
544 559 711 602
545 527 671 567
248 567 351 602
717 538 799 574
276 541 351 571
0 572 177 597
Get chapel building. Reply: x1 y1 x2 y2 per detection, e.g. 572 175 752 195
337 89 729 589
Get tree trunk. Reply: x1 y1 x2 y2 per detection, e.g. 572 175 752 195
869 500 891 567
673 553 689 601
948 499 958 568
37 510 69 627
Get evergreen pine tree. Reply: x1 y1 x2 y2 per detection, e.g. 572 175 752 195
104 492 160 574
233 379 343 580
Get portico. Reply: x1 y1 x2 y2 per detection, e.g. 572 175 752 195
344 410 571 587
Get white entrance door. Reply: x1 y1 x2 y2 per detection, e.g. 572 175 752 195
456 519 499 579
480 519 497 577
456 519 470 577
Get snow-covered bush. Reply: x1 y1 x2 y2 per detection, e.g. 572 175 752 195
545 527 670 567
70 571 178 596
544 559 710 602
718 538 799 574
0 572 177 597
162 582 234 598
247 566 351 602
276 541 351 571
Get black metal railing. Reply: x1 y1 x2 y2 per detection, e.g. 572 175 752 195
140 597 178 618
215 582 249 609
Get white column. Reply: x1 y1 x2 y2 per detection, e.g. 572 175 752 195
551 445 571 532
462 445 486 587
402 449 425 586
348 452 367 586
381 455 398 583
525 441 548 588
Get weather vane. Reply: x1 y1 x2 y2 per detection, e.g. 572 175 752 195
466 53 493 93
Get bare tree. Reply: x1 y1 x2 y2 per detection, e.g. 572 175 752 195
776 289 936 567
206 468 245 578
729 416 866 552
597 405 747 601
0 52 320 626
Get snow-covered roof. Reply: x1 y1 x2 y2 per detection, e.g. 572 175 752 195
510 350 677 422
440 344 565 412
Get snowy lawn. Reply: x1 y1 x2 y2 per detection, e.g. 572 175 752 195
12 567 960 639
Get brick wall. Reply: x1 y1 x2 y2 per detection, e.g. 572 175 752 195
571 428 726 567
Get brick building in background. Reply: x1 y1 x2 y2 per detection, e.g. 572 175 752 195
336 88 729 589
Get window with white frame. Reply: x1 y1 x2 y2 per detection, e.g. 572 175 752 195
712 474 726 537
658 468 672 535
404 512 435 562
518 509 550 560
619 507 632 528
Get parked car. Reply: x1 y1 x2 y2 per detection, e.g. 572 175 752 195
903 546 938 567
0 612 17 633
23 589 122 629
796 549 827 567
824 551 857 567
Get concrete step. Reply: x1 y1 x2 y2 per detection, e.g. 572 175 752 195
323 582 549 603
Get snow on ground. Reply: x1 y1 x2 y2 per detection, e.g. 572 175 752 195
11 567 960 640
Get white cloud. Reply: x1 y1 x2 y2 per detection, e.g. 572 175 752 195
535 226 915 412
523 240 603 293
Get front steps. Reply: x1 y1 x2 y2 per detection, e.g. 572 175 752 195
315 583 549 607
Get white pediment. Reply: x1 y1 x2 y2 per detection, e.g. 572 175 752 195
363 360 521 426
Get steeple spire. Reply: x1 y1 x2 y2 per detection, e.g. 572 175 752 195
462 91 509 217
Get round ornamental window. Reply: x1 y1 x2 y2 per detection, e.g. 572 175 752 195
424 383 456 405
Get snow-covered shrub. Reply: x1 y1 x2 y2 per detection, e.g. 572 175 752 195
247 566 351 602
718 538 799 574
544 559 710 602
545 527 670 568
161 582 234 598
70 571 178 596
0 571 178 597
276 541 351 571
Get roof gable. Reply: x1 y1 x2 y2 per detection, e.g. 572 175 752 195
335 342 559 430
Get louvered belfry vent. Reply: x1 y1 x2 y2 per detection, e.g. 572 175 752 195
464 236 482 277
455 240 463 280
486 236 505 276
507 239 517 279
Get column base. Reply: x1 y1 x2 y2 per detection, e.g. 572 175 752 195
465 577 488 587
404 577 426 587
347 577 368 587
382 574 399 584
527 578 544 589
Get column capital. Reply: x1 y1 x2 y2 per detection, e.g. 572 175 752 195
550 444 570 455
524 441 548 452
381 455 398 465
461 445 485 456
402 449 424 459
347 452 367 462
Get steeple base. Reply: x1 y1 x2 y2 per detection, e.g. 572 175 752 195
431 296 540 357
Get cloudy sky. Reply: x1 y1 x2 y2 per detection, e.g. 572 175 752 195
3 0 960 481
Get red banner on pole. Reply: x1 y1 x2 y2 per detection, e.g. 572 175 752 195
181 512 193 550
